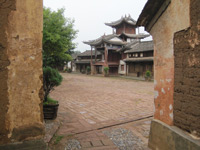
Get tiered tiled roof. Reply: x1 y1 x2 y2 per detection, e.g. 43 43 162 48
105 15 137 27
83 34 126 46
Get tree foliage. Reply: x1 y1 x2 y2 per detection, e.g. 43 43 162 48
43 7 78 68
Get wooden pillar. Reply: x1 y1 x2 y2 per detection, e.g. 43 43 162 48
90 46 94 75
95 47 97 62
126 64 129 76
90 46 93 65
104 43 108 66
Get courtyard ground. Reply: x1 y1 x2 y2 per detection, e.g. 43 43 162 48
46 73 154 150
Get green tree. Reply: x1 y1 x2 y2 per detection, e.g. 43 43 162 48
43 7 78 69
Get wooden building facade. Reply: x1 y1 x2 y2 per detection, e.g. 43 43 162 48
83 15 153 77
123 41 154 77
75 50 101 73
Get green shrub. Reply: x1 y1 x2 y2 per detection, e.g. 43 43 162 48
104 67 109 74
145 70 151 77
43 67 63 102
43 97 58 105
86 66 91 74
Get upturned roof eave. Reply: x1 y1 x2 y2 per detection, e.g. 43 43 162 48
119 32 150 39
105 17 137 28
105 21 136 27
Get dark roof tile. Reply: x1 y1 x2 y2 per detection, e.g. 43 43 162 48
125 41 154 53
77 50 101 57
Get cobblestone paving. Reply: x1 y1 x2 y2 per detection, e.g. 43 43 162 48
65 139 81 150
103 128 144 150
48 73 154 150
102 118 152 150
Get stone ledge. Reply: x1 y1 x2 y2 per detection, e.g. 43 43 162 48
0 139 47 150
148 119 200 150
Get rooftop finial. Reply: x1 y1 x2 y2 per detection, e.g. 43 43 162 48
129 14 131 18
125 14 127 18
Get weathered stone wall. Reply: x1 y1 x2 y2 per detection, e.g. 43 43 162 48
174 0 200 136
149 0 190 125
0 0 16 144
0 0 44 145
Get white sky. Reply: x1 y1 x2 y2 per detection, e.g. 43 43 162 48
43 0 151 52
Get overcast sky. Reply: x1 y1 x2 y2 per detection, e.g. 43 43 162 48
43 0 151 52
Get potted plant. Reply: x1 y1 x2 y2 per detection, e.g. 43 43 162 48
81 70 86 74
86 66 91 75
65 68 72 73
43 67 63 119
104 67 109 77
145 70 151 81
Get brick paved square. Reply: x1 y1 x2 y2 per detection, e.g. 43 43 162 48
51 73 154 130
48 74 154 150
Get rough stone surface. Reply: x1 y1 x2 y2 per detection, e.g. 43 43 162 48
65 139 81 150
148 119 200 150
0 0 44 145
0 0 16 144
174 0 200 136
103 128 145 150
149 0 190 125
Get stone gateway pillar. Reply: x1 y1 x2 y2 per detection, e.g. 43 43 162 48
0 0 46 149
137 0 200 150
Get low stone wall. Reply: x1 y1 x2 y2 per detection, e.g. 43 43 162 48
149 119 200 150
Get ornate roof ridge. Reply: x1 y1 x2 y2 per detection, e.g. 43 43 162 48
105 15 137 27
